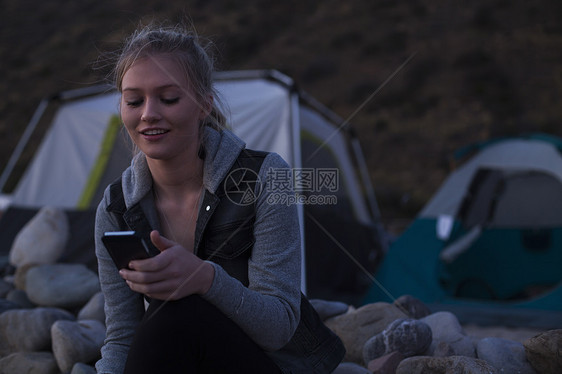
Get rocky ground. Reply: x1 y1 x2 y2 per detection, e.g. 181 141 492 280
0 206 560 374
461 324 548 344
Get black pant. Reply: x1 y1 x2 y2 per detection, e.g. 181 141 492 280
123 295 282 374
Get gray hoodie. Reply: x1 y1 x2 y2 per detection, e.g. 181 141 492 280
95 127 301 373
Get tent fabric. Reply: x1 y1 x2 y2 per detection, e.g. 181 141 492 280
421 139 562 219
77 115 123 209
1 70 383 304
217 78 294 165
492 171 562 227
299 106 372 225
11 92 121 208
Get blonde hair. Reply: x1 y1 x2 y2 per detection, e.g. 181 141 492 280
113 22 226 133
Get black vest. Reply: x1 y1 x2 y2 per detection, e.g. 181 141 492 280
106 149 345 373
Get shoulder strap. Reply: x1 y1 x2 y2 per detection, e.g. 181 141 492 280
219 149 268 202
105 177 159 256
236 148 269 176
106 177 129 231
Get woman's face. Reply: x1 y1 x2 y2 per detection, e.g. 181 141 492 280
120 54 209 162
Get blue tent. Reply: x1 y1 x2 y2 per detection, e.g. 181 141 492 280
366 134 562 328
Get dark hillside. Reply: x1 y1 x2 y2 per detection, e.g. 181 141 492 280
1 0 561 233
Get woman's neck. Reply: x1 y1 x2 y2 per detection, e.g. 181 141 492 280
147 152 204 200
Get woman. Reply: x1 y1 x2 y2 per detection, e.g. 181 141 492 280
95 22 344 373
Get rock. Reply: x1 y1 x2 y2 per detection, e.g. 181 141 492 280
0 298 21 314
0 351 59 374
0 255 11 277
477 337 536 374
13 263 37 290
0 307 74 355
363 319 432 363
396 355 499 374
421 311 476 357
71 362 98 374
26 263 100 308
324 302 407 364
78 292 105 324
6 289 36 308
524 329 562 374
51 319 106 373
367 351 404 374
310 299 349 321
9 206 69 267
421 311 464 340
332 362 372 374
0 278 13 298
393 295 431 319
432 341 456 357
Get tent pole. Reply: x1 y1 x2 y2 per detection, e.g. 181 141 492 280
0 98 49 193
290 91 307 295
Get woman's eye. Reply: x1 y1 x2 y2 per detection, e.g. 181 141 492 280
162 97 179 105
125 100 143 107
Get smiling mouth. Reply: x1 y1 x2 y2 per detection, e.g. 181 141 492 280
141 128 169 135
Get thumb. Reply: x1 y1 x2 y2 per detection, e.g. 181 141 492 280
150 230 176 252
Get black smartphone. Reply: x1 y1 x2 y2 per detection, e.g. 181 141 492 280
102 231 151 270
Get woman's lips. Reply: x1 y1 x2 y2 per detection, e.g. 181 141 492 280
140 128 169 140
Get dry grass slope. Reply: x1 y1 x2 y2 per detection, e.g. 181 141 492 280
1 0 561 232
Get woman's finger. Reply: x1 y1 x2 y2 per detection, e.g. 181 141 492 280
124 273 189 300
150 230 176 252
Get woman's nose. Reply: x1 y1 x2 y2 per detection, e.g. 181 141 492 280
141 99 161 122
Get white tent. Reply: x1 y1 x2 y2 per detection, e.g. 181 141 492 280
1 70 385 303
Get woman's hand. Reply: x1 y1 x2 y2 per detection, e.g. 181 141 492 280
118 230 215 300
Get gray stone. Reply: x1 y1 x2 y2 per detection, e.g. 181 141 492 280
9 206 69 267
524 329 562 374
0 255 10 274
0 351 59 374
26 263 100 308
332 362 371 374
396 355 499 374
0 307 74 355
13 263 36 290
477 337 536 374
421 311 464 339
310 299 349 321
367 351 404 374
393 295 431 319
6 289 36 308
0 278 13 298
324 302 408 364
0 298 20 314
421 311 476 357
51 319 106 373
432 341 456 357
78 292 105 324
71 362 98 374
363 318 432 363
